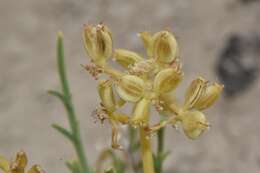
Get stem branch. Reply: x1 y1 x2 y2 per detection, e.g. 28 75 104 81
55 32 91 173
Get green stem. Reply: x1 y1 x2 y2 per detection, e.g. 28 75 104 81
128 127 140 172
157 127 164 155
156 127 165 173
55 32 90 173
129 126 136 152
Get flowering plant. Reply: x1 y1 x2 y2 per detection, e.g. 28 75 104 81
81 23 223 173
0 23 223 173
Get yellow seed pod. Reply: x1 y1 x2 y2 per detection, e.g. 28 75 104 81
115 75 145 102
181 111 209 140
159 92 180 114
193 83 224 110
83 24 112 65
28 165 45 173
10 151 28 173
153 68 183 94
129 59 155 76
138 31 153 57
113 49 143 68
96 24 113 60
0 155 9 173
131 98 151 127
83 25 95 60
98 80 116 112
153 31 179 63
184 77 207 110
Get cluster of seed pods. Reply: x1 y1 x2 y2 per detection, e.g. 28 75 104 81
83 23 223 149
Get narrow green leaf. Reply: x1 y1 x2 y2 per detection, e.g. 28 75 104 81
105 167 117 173
66 160 82 173
48 90 70 112
52 124 74 141
48 90 66 102
57 32 70 98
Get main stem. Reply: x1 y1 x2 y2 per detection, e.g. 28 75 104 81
139 128 155 173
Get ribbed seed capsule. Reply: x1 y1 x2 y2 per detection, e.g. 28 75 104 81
181 111 209 140
159 92 179 114
153 68 183 94
113 49 143 68
115 75 145 102
98 80 116 112
128 59 155 76
193 83 224 110
153 31 179 63
184 77 207 110
83 25 95 60
83 24 112 65
96 24 113 60
131 98 151 127
28 165 45 173
10 151 28 173
0 155 9 173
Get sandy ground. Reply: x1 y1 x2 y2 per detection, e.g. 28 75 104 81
1 0 260 173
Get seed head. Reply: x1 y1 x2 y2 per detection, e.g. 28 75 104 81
83 23 112 66
113 49 143 68
193 83 224 110
83 23 223 146
98 80 116 112
184 77 207 110
153 68 183 94
180 111 209 139
153 31 179 64
115 75 145 102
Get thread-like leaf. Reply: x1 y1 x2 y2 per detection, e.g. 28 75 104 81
52 124 74 141
66 160 81 173
57 32 70 97
48 90 67 103
104 167 117 173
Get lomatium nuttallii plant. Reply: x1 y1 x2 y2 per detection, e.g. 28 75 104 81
0 23 223 173
82 23 223 173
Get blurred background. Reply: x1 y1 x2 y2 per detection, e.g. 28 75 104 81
1 0 260 173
